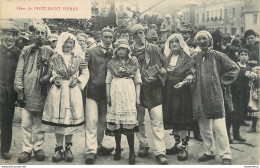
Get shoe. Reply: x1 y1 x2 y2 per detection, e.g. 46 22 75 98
248 128 257 133
137 147 149 157
166 143 181 155
18 152 31 163
228 134 233 144
64 142 73 162
194 133 203 142
52 146 63 162
114 148 122 161
233 134 246 142
198 154 215 162
84 153 96 165
1 152 11 160
156 154 168 165
222 158 231 165
241 121 250 126
34 149 45 161
177 145 188 161
128 152 135 165
97 145 114 156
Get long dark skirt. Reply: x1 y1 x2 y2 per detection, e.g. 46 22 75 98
162 76 193 132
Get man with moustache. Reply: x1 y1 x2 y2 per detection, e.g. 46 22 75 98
83 28 115 164
192 30 239 165
131 24 168 165
14 24 54 163
0 22 21 160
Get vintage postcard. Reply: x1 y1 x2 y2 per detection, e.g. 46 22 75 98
0 0 259 167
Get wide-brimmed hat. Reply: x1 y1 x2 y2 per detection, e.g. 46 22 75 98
113 39 132 59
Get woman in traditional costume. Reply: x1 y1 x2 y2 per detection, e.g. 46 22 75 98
162 34 194 161
41 32 89 162
105 39 141 165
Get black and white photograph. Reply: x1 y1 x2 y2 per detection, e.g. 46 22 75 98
0 0 259 166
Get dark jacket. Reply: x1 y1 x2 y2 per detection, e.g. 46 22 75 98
86 45 113 101
0 44 21 105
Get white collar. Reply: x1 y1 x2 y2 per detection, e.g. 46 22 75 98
3 42 14 49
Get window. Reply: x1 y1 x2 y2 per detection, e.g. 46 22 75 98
187 12 189 21
202 13 205 22
211 11 213 20
253 14 258 25
241 27 244 34
241 7 244 18
207 11 209 21
232 28 236 35
197 13 199 22
225 27 227 33
215 9 218 20
225 9 227 20
220 9 223 20
232 8 235 18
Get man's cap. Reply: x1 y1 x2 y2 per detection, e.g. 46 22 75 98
0 21 20 34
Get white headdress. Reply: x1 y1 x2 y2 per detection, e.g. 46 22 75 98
164 33 190 57
55 32 84 59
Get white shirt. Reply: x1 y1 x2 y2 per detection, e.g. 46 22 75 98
170 55 179 66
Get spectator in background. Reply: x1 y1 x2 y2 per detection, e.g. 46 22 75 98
16 32 32 50
174 12 183 33
0 22 21 160
243 29 259 66
226 39 241 63
77 33 89 52
243 30 259 132
14 24 54 163
118 29 130 41
47 34 59 50
86 37 96 50
226 48 251 143
146 24 159 44
66 27 76 35
160 14 174 43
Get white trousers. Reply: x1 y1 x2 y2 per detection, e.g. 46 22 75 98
199 118 232 159
136 105 166 155
21 108 45 153
84 98 107 155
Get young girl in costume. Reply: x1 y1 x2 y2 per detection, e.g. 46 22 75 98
106 39 141 165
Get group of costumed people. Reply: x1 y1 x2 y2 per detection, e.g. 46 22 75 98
1 19 259 166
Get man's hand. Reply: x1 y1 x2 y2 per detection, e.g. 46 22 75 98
69 78 79 88
144 76 157 83
53 78 62 87
174 81 187 89
160 67 167 74
39 75 49 84
185 75 193 84
248 60 258 65
79 61 88 70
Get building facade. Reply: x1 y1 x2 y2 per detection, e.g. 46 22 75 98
181 0 259 36
244 0 260 33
